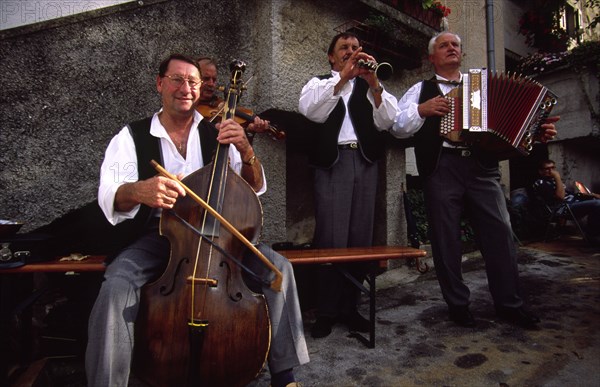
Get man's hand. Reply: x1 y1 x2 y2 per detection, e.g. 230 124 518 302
115 175 186 212
418 95 450 118
339 48 377 83
538 115 560 143
247 116 270 134
216 118 252 156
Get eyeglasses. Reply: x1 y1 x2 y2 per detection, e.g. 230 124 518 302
163 75 202 89
541 166 556 170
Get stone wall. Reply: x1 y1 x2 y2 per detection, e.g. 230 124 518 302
536 67 600 193
0 0 413 248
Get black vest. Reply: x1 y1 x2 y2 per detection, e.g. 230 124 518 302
412 79 445 178
125 116 219 226
33 117 219 258
308 75 386 168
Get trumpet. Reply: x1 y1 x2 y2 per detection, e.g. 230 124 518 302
357 59 394 81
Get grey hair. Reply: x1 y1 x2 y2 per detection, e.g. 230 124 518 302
427 31 462 55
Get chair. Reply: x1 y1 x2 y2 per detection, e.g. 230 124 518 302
575 181 592 195
540 200 588 242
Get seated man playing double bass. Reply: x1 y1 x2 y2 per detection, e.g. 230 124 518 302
85 53 308 387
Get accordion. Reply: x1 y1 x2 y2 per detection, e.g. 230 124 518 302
440 69 558 159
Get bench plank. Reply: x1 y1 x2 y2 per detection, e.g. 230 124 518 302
0 255 106 273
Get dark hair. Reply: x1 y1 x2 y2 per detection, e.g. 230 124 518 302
327 32 361 56
158 54 200 77
196 56 217 67
538 159 555 168
326 32 361 69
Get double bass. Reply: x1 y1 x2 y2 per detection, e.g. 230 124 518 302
134 60 281 387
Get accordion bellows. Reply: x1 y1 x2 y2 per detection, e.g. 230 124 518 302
441 69 558 159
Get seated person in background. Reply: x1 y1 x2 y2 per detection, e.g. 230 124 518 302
532 159 600 244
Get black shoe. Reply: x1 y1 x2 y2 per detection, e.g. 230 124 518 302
496 306 540 329
340 311 370 333
448 305 476 327
311 316 334 338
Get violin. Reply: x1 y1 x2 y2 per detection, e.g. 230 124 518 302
197 97 285 141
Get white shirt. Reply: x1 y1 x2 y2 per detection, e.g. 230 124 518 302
298 71 398 143
98 110 266 225
391 73 463 139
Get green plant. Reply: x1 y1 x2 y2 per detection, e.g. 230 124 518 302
567 40 600 70
516 40 600 75
581 0 600 30
405 189 429 244
405 189 476 252
518 0 573 52
421 0 451 17
364 12 396 35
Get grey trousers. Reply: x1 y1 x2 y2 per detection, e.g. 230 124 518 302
85 228 309 387
424 152 523 309
312 149 378 318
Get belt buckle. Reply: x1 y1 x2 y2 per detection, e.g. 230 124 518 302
349 142 358 149
460 149 471 157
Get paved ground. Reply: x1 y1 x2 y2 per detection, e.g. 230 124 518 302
8 232 600 386
251 233 600 387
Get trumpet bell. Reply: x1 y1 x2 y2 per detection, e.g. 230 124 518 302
376 62 393 81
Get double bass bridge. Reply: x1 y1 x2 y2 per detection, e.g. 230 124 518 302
187 276 218 287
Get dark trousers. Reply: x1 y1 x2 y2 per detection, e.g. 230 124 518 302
424 152 523 309
312 149 378 317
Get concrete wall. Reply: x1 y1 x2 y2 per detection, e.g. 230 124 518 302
0 0 411 248
0 0 264 234
538 67 600 193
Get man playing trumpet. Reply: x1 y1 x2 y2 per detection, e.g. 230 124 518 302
298 32 398 339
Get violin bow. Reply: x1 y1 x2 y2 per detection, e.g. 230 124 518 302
151 160 283 292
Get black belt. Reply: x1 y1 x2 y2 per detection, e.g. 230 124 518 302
338 142 359 150
441 147 473 157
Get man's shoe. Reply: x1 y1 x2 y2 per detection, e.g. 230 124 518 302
496 306 540 329
448 305 476 327
340 311 370 332
311 316 334 338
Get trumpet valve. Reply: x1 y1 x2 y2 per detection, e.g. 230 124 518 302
357 59 377 71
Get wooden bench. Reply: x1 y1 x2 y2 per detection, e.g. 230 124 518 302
0 246 427 348
279 246 427 348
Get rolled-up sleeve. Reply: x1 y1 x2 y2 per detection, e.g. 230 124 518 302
368 88 398 130
391 82 426 139
98 127 140 225
298 74 348 123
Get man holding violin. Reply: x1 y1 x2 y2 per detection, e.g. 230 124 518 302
86 53 308 387
196 56 275 139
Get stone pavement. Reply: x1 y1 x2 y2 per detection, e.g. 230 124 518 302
10 233 600 386
250 233 600 387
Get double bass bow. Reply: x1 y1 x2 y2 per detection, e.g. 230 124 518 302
134 60 281 387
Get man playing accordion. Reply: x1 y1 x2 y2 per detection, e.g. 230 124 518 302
390 31 558 329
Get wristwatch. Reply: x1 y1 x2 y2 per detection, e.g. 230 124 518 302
371 85 384 94
243 154 256 166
